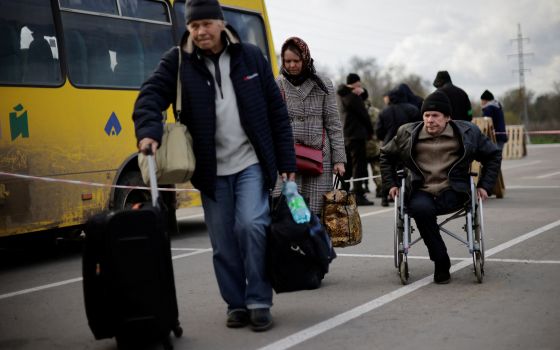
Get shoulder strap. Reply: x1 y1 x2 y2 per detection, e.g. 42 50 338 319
278 76 286 101
176 46 182 122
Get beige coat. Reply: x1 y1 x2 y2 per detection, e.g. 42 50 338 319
273 75 347 214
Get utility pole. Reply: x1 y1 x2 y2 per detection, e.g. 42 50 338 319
508 23 533 132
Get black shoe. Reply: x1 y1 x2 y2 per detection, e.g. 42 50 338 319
226 309 249 328
249 308 273 332
434 259 451 284
434 269 450 284
356 195 374 206
381 198 389 207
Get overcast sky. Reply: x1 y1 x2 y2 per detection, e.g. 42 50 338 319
264 0 560 101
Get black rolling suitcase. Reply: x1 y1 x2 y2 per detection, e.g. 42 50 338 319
82 152 182 349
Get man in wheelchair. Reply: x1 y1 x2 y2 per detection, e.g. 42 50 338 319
380 90 502 284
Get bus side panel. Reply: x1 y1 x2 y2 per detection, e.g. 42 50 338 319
0 85 137 237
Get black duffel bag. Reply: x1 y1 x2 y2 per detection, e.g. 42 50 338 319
266 195 336 293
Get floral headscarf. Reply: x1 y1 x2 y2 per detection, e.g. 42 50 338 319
280 37 328 94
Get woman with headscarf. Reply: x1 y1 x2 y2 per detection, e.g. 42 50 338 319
273 37 346 215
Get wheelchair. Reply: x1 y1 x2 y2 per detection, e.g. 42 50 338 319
393 171 485 284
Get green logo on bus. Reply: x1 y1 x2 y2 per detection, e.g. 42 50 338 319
10 104 30 141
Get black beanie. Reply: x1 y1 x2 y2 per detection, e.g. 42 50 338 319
433 70 451 88
346 73 360 85
480 90 494 101
421 90 452 116
185 0 224 24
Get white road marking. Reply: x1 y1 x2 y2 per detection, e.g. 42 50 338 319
177 213 204 220
336 253 560 264
256 219 560 350
535 171 560 179
172 248 212 259
360 208 393 217
485 258 560 264
0 277 84 300
0 248 212 301
171 248 207 251
501 160 541 170
1 218 558 306
177 207 391 221
507 186 560 189
337 253 427 259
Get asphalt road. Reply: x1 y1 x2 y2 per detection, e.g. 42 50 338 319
1 144 559 350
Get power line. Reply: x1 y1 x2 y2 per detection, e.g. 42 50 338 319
508 23 533 131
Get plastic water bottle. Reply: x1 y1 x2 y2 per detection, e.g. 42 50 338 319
282 181 311 224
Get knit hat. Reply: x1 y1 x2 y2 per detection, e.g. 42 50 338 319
346 73 360 85
480 89 494 101
421 90 452 116
433 70 452 88
185 0 224 24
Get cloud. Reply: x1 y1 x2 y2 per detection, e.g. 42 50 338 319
265 0 560 98
383 1 560 98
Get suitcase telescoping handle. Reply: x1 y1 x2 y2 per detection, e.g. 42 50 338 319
140 146 160 207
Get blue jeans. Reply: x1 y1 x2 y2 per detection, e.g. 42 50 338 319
201 164 272 311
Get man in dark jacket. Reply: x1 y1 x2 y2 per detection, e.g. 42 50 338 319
375 86 421 206
397 83 424 110
133 0 296 331
380 91 501 284
481 89 508 150
376 86 421 145
433 70 473 121
338 73 375 205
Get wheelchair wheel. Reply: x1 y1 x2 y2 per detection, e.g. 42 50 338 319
399 256 409 285
394 195 403 268
474 251 483 283
474 199 485 267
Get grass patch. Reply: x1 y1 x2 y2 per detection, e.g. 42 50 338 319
528 135 560 144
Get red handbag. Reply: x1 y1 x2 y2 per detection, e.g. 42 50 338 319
295 130 325 176
295 143 323 176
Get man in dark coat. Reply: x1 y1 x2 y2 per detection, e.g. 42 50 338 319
133 0 296 331
337 73 375 205
376 86 421 145
375 86 421 206
433 70 473 121
380 91 501 284
398 83 424 110
481 89 508 150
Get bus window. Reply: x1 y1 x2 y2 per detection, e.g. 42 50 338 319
223 11 268 60
60 0 169 21
174 3 269 61
120 0 170 22
61 0 174 88
0 0 62 85
59 0 119 15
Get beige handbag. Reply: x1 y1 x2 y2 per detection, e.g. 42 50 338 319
139 47 195 185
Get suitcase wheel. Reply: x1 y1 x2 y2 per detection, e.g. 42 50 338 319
173 324 183 338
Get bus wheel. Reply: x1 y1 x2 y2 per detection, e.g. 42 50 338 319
113 170 179 235
113 170 150 209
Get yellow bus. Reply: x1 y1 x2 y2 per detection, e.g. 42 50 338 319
0 0 278 238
